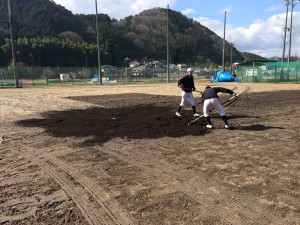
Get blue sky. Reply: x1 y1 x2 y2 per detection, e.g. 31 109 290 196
178 0 285 27
52 0 300 58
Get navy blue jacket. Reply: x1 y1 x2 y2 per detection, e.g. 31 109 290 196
178 75 195 93
202 87 234 103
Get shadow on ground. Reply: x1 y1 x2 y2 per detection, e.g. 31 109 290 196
234 124 285 131
16 93 273 145
16 94 209 145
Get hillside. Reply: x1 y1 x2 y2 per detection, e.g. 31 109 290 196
1 0 245 67
241 52 270 62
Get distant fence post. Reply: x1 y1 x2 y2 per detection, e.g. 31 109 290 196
46 67 49 86
1 71 3 88
296 65 299 83
125 67 128 83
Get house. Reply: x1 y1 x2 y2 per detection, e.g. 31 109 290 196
176 64 187 71
59 73 72 81
129 60 140 68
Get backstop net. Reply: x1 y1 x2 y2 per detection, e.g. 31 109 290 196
236 62 300 83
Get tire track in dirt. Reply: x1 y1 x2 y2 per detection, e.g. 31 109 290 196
46 156 138 225
99 145 265 225
7 121 138 225
150 142 288 224
33 158 134 225
98 145 233 224
96 109 288 225
18 145 138 225
0 159 30 174
35 159 106 225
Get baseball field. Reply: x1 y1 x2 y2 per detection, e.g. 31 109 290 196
0 81 299 225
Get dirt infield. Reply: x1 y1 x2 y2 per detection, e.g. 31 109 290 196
0 81 299 225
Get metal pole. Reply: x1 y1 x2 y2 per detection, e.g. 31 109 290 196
8 0 17 87
222 11 226 71
230 43 233 73
166 4 169 83
288 1 295 62
95 0 102 85
282 1 289 62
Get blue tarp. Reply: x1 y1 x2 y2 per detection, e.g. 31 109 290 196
211 71 241 82
91 76 100 83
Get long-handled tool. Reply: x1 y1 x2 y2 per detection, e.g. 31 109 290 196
187 85 250 126
180 87 203 95
187 94 239 126
188 114 205 126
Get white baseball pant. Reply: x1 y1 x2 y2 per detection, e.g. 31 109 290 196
203 98 225 117
180 91 196 107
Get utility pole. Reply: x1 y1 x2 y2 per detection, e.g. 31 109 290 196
288 1 294 62
288 0 299 62
230 43 233 74
282 0 289 62
222 11 226 71
166 4 169 83
8 0 17 87
95 0 102 85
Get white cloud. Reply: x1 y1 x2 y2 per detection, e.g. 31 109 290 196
195 12 300 57
130 0 174 14
181 8 196 16
53 0 176 18
52 0 300 58
54 0 93 14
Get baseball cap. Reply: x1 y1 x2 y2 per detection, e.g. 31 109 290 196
187 68 193 72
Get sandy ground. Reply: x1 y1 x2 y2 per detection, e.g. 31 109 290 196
0 81 299 225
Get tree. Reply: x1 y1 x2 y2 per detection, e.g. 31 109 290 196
58 31 84 42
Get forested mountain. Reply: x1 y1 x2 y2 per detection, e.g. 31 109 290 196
0 0 245 67
241 52 269 62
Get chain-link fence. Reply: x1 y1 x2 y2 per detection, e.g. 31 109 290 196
6 63 298 88
0 66 216 88
236 62 300 83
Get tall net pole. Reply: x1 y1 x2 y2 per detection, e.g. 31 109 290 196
95 0 102 85
288 1 299 62
282 1 289 62
8 0 17 87
222 11 226 71
166 4 169 83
